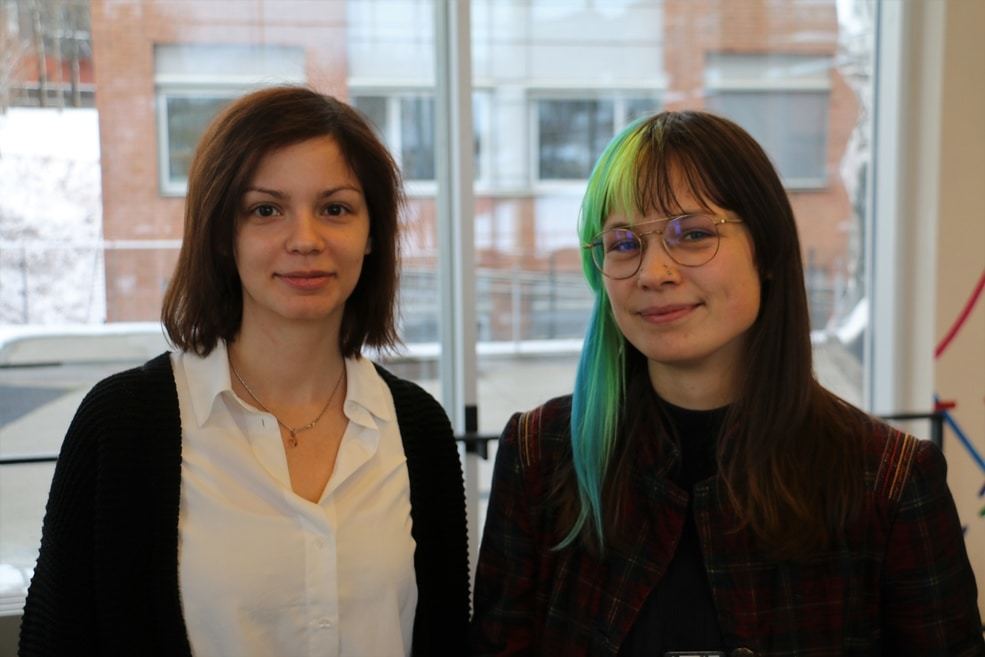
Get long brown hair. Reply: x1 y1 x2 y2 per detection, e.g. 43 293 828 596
563 110 866 559
161 86 402 358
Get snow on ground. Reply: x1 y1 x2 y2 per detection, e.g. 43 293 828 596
0 107 106 324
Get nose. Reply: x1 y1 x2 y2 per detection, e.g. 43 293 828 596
635 235 680 288
286 210 325 255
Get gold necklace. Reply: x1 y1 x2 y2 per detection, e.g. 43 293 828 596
229 359 345 448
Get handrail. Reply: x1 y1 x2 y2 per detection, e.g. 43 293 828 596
880 403 951 449
0 454 58 465
0 407 944 466
0 434 503 467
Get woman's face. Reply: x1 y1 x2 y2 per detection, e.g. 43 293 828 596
234 135 371 333
602 184 761 395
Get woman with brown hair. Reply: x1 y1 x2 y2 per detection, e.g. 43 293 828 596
470 110 984 656
20 86 470 657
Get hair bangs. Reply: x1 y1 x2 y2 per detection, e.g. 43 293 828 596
634 120 730 219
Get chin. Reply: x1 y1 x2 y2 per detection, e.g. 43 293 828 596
643 352 702 368
631 339 708 366
269 302 339 322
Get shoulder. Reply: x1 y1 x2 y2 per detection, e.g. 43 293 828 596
371 363 454 448
859 414 946 509
56 352 179 475
499 394 572 470
372 363 446 418
74 352 176 425
373 362 442 411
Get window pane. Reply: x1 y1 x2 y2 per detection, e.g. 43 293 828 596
0 0 879 625
352 95 387 137
351 91 484 182
624 96 661 125
400 96 435 180
706 90 829 184
538 99 614 180
165 96 233 184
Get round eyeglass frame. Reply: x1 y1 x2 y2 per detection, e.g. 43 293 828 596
583 214 744 279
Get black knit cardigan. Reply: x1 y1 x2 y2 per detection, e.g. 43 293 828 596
19 353 470 657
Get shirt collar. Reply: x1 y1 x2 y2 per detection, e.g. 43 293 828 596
182 340 235 428
181 342 394 430
343 355 395 429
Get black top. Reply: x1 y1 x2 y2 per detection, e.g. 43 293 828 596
619 399 727 657
19 353 470 657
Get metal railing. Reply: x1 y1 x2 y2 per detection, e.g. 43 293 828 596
0 433 502 467
0 409 948 468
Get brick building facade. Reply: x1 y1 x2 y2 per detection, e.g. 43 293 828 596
87 0 863 336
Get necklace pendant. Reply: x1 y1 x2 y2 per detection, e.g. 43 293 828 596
287 431 299 448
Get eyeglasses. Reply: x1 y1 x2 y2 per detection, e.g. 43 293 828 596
583 213 744 279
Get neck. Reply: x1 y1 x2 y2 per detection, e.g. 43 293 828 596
647 355 739 410
228 317 348 406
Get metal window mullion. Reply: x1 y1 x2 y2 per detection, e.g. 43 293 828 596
867 0 942 417
434 0 480 575
388 96 403 170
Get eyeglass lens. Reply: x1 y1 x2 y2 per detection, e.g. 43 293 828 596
592 214 722 277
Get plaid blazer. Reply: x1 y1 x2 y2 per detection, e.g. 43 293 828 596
470 395 985 657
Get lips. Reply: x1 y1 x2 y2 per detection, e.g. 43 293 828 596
275 270 333 290
638 303 699 324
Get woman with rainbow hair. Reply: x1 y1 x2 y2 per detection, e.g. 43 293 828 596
469 111 983 657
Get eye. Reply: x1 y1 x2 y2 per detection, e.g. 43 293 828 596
610 238 639 253
322 203 349 217
668 215 716 244
250 203 280 218
678 228 715 242
604 230 640 254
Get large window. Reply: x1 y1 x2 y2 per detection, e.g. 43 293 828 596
0 0 883 632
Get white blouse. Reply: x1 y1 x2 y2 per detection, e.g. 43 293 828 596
172 344 417 657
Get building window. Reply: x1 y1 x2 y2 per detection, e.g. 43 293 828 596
400 96 436 180
536 94 661 181
352 91 489 183
154 43 304 195
704 53 831 189
162 95 236 184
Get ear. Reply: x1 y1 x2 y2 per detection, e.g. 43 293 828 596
364 236 373 255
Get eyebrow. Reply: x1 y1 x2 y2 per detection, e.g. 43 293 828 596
604 210 708 230
244 185 363 198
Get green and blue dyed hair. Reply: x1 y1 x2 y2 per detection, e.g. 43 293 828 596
562 119 650 548
559 110 866 559
564 111 710 550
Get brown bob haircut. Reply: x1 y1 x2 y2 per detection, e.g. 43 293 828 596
162 86 402 358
